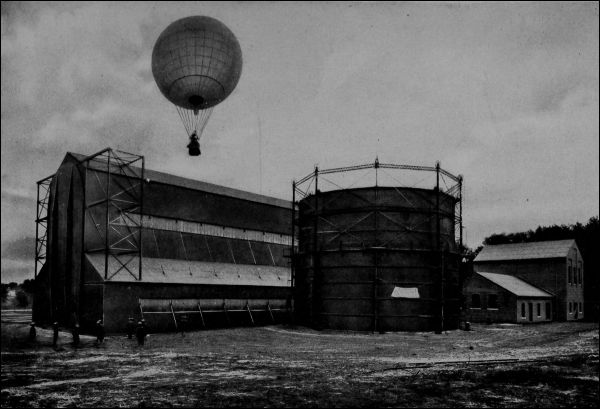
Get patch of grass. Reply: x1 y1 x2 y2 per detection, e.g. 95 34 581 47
2 322 598 407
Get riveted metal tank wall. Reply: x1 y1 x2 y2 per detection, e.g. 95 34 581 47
294 186 461 332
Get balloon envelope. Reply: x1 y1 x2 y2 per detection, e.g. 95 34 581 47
152 16 243 111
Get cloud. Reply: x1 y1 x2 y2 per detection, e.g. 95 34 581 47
1 257 33 284
2 237 35 260
1 2 598 254
1 187 35 200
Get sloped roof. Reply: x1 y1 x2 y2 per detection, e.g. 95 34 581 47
477 272 553 298
474 239 575 262
86 254 291 287
67 151 290 209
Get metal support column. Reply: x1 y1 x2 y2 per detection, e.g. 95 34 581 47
373 157 380 333
436 162 443 333
291 181 296 286
291 180 296 322
139 157 145 281
104 152 111 280
312 166 319 328
458 175 463 254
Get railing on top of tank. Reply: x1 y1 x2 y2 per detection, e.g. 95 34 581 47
292 159 463 229
289 159 465 278
294 158 462 198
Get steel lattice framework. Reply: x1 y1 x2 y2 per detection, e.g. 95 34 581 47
35 175 54 278
79 148 145 281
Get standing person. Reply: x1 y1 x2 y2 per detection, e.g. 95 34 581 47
136 320 147 346
179 314 188 337
29 322 37 342
72 324 80 347
52 322 59 347
96 320 105 344
126 317 135 339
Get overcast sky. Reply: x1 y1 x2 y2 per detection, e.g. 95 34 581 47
1 1 598 283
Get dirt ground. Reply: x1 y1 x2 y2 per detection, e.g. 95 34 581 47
1 317 598 408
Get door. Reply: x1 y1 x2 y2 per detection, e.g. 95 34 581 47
528 302 533 321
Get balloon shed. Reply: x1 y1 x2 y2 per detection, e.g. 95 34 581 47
33 149 292 333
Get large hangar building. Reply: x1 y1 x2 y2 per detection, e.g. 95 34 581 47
33 148 293 333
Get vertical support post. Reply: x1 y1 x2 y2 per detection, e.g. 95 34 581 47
375 156 379 187
139 157 145 281
373 159 380 333
79 162 87 324
312 166 319 328
458 175 463 255
138 299 144 320
291 180 296 323
435 161 443 334
291 181 296 288
104 151 111 280
35 181 40 278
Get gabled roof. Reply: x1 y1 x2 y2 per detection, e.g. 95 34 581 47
86 254 291 287
477 272 552 298
66 151 290 209
474 239 576 262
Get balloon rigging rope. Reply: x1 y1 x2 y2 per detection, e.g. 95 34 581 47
176 106 214 139
176 106 191 136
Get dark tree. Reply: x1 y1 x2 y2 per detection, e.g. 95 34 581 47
0 283 8 302
21 279 35 295
15 290 29 308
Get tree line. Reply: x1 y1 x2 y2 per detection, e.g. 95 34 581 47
480 216 599 320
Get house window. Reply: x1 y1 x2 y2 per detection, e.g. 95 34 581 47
545 302 551 319
578 263 582 285
574 267 578 285
488 294 498 309
579 302 583 313
568 302 572 313
521 303 526 318
471 294 481 309
536 303 541 317
568 260 572 285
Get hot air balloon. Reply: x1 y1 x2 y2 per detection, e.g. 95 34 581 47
152 16 243 156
